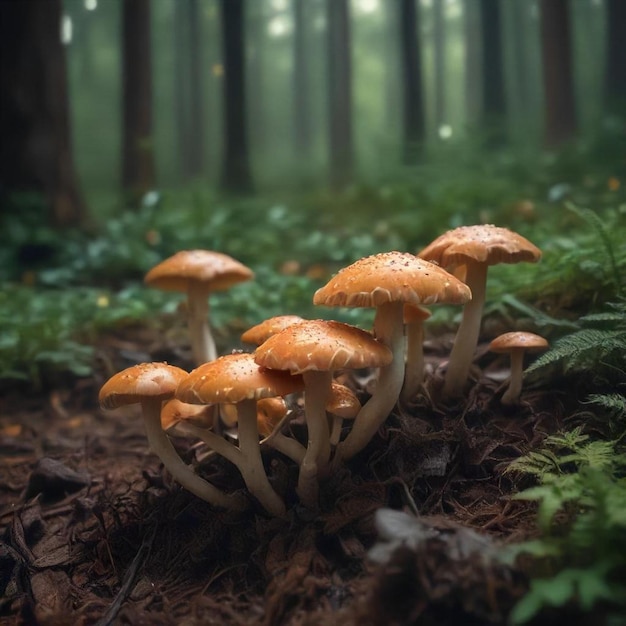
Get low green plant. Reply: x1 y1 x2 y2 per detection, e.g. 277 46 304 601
503 429 626 624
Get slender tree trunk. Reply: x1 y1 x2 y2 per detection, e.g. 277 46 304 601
480 0 506 143
433 0 446 133
399 0 425 163
539 0 577 147
175 0 206 180
248 5 265 161
605 0 626 115
326 0 353 189
219 0 254 193
463 0 482 128
0 0 86 226
293 0 312 159
122 0 155 197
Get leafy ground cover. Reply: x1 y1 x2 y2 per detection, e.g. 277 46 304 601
1 141 625 624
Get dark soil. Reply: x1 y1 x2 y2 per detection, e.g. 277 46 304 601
0 324 573 625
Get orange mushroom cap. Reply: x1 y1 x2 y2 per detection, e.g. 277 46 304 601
418 225 541 268
176 353 304 405
254 319 393 374
488 331 549 353
241 315 304 345
99 362 187 409
313 251 471 309
145 250 253 293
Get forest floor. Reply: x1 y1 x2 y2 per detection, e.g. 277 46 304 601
0 323 578 626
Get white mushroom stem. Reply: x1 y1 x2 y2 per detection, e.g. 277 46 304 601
187 281 217 364
400 318 425 405
170 414 301 510
501 349 525 406
339 301 405 461
329 415 343 449
236 399 287 518
444 262 487 397
296 370 332 509
141 398 247 511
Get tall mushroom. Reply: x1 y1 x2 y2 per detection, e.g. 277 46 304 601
488 331 548 406
99 363 246 510
418 225 541 398
313 251 471 460
176 352 304 517
145 250 254 365
254 319 392 509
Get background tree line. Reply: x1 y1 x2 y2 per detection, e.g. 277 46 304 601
0 0 623 227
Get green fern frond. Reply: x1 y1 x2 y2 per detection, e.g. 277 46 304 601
525 328 626 376
585 393 626 418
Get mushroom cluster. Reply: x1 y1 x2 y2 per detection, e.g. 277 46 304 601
99 232 546 516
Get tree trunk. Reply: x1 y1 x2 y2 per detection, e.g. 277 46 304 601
0 0 86 227
326 0 353 189
463 0 482 128
480 0 506 143
122 0 156 197
293 0 312 159
433 0 446 133
539 0 577 148
399 0 425 163
219 0 254 193
605 0 626 115
175 0 206 181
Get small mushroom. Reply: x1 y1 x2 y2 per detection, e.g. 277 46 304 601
145 250 254 364
254 319 392 509
488 331 548 406
327 382 361 450
176 353 304 517
241 315 304 345
419 225 541 397
99 363 246 510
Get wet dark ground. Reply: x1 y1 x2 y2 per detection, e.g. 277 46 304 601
0 324 576 625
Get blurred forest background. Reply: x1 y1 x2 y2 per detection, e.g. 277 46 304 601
0 0 624 385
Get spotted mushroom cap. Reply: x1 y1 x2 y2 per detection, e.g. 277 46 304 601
327 382 361 419
254 319 392 374
488 331 549 353
241 315 304 345
313 251 471 309
99 362 187 410
176 352 304 405
144 250 254 293
418 225 541 268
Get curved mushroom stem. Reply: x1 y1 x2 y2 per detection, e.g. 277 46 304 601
339 301 405 461
187 281 217 364
501 349 525 406
236 399 287 518
443 262 487 397
329 415 343 449
141 398 247 510
400 318 425 405
296 370 332 509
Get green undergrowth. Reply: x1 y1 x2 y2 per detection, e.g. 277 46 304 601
502 298 626 624
504 430 626 625
0 140 624 387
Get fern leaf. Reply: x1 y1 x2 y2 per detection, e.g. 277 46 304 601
525 329 626 376
585 393 626 418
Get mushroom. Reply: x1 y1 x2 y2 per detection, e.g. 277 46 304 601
241 315 304 345
400 303 432 406
313 251 471 460
99 363 246 510
254 319 392 509
327 382 361 450
145 250 254 364
488 331 548 406
176 353 304 517
418 225 541 397
257 397 306 465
